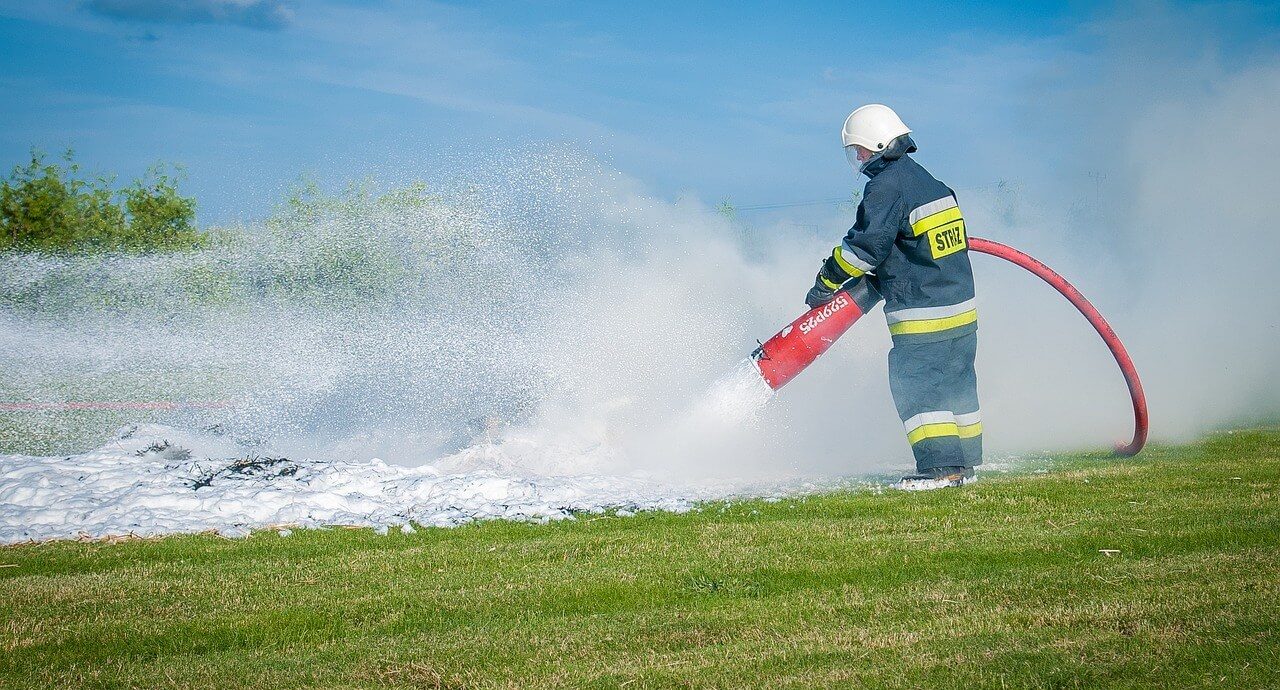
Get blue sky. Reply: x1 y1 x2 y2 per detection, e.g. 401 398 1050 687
1 0 1277 223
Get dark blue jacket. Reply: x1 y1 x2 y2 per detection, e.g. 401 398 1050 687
824 136 977 345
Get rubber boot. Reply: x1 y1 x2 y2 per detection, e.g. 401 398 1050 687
893 465 976 491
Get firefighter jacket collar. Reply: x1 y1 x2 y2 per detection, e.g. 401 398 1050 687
861 134 918 179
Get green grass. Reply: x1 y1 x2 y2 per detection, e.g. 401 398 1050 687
2 430 1278 689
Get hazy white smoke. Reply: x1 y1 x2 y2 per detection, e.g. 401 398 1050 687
1116 61 1280 433
962 4 1280 451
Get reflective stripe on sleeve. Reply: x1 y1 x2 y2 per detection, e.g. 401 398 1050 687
833 243 874 277
909 196 961 236
819 274 842 290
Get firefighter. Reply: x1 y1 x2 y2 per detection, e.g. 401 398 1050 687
805 104 981 489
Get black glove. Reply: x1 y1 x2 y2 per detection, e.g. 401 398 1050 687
805 274 837 309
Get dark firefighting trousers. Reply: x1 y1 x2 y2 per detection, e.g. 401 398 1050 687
887 331 982 471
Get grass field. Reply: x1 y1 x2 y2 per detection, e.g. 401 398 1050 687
2 429 1278 689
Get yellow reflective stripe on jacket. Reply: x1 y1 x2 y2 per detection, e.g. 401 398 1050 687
909 196 961 236
909 196 956 224
958 421 983 439
911 206 963 237
832 245 867 278
819 274 842 290
887 308 977 336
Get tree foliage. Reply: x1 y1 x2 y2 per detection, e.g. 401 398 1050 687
0 150 204 253
267 175 439 236
259 176 444 305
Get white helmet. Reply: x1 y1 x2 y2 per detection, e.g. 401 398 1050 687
841 104 911 152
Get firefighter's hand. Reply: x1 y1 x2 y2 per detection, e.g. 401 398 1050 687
805 275 837 309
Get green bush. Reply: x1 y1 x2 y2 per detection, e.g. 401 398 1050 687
0 170 485 313
266 176 441 236
0 149 204 254
121 163 202 251
257 177 442 305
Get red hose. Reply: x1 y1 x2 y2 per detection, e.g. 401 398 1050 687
969 237 1148 456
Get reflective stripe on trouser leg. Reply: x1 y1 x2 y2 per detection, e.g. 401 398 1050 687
955 410 983 468
887 331 982 471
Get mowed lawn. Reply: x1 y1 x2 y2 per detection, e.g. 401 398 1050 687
2 430 1278 689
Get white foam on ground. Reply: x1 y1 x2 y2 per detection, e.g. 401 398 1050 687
0 408 862 543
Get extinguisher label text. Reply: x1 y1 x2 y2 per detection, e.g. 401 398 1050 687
798 294 851 334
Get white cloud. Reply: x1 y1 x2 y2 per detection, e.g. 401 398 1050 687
83 0 294 30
